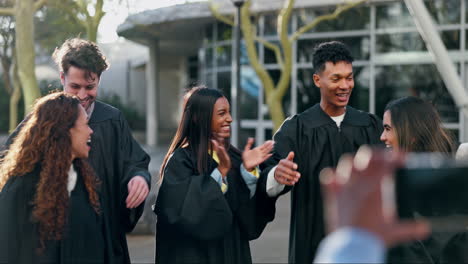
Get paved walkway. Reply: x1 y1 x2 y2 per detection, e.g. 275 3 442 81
128 193 291 264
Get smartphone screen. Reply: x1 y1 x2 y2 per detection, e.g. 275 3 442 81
396 159 468 233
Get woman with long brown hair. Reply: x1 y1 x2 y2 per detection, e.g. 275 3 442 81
154 87 276 264
0 92 102 263
380 96 454 154
380 96 463 263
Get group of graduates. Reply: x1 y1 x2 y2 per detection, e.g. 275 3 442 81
0 38 464 264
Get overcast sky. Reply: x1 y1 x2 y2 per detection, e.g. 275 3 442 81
98 0 206 43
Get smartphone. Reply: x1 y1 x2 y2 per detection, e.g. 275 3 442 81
395 153 468 233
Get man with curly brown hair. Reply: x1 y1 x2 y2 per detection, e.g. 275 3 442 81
4 38 151 264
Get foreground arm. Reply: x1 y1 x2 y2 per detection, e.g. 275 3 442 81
315 147 430 263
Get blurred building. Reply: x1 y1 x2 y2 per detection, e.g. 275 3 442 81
117 0 468 147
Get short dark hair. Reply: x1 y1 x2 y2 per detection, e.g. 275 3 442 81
52 38 109 79
312 41 354 74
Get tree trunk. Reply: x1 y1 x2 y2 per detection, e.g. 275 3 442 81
86 21 98 43
266 94 286 130
9 62 21 133
15 0 41 114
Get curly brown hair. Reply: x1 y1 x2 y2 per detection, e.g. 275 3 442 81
0 92 100 251
52 38 109 79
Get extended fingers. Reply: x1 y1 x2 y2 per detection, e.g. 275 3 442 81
244 137 255 152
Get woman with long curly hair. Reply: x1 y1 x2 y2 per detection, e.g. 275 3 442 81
0 92 102 263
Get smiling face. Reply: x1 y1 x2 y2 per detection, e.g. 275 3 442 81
380 110 399 151
313 61 354 116
61 66 99 111
70 105 93 160
211 97 232 140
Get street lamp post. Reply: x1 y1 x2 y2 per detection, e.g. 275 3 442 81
231 0 245 148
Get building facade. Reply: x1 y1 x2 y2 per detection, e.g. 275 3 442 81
118 0 468 147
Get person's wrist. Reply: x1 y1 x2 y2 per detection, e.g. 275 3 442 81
219 166 229 177
243 163 255 172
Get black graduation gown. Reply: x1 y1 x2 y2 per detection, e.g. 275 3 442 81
0 166 105 264
387 222 468 263
2 101 151 264
259 104 383 264
154 147 276 264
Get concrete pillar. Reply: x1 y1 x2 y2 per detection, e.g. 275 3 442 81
146 40 159 147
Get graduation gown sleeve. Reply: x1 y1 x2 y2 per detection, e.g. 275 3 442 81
116 111 151 230
154 148 232 240
0 174 39 264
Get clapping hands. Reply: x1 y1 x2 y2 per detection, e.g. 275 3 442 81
242 137 274 171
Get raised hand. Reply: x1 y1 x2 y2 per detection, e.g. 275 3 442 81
274 151 300 186
242 138 274 171
320 146 430 247
212 139 231 177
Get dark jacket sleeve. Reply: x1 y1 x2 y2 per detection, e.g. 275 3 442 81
0 174 39 264
154 149 233 241
117 112 151 231
235 183 278 240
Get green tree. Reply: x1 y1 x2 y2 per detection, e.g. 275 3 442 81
211 0 367 131
35 4 87 55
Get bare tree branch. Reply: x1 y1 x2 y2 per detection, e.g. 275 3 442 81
0 7 14 16
240 0 275 95
291 0 367 42
276 0 294 98
209 1 234 26
34 0 47 11
255 36 284 67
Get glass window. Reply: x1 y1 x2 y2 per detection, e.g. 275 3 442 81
375 64 458 123
297 36 370 63
264 40 281 64
264 13 292 36
206 48 213 68
240 66 259 119
376 31 460 53
466 0 468 23
216 45 232 67
204 24 214 44
263 70 291 119
217 22 232 41
424 0 460 25
349 66 370 112
297 68 320 113
239 128 256 147
376 2 415 28
217 71 231 102
241 42 255 66
205 72 215 91
296 5 370 33
265 128 273 141
188 56 199 86
377 1 460 28
376 32 426 53
264 13 279 36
